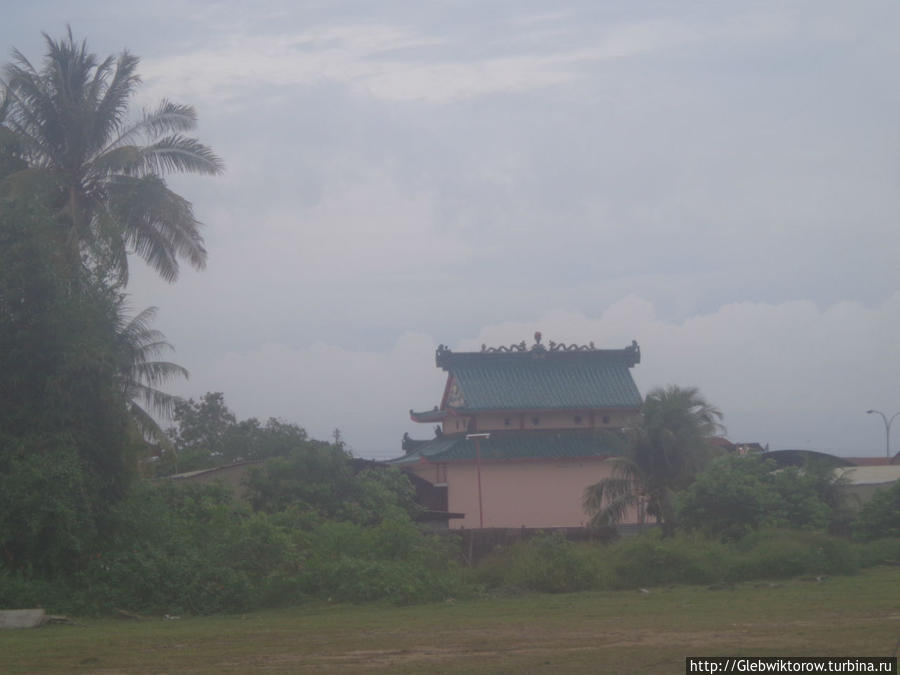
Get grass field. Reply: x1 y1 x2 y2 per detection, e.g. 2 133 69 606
2 566 899 674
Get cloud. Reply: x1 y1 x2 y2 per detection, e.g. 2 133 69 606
172 293 900 459
198 332 445 459
460 295 900 454
136 11 801 105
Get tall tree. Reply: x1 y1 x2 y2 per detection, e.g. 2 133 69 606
0 196 136 574
0 27 223 284
584 385 724 536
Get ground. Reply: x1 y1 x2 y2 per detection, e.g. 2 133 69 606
2 567 899 673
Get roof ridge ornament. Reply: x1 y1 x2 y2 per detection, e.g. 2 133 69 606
438 337 640 366
477 333 608 354
480 340 528 353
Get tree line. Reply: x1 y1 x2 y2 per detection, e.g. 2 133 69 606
2 29 898 616
0 32 448 613
0 27 224 575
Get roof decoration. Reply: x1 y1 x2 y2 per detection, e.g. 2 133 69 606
436 334 640 368
479 331 608 354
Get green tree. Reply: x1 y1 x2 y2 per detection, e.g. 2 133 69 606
854 480 900 540
583 385 723 536
246 445 417 525
1 28 222 284
168 392 238 463
679 454 847 541
165 392 321 473
0 196 136 574
115 303 188 446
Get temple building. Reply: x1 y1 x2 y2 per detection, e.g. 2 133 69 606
389 333 644 529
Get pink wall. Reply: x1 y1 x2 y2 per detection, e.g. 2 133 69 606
411 458 643 529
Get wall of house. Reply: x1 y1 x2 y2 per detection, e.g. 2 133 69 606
408 458 643 529
439 410 636 435
467 410 634 433
165 460 264 500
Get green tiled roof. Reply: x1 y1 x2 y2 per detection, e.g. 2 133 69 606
388 431 626 464
439 346 642 411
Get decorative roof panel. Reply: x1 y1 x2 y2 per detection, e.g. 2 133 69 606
388 431 626 464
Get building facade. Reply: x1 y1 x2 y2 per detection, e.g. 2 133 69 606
390 333 644 529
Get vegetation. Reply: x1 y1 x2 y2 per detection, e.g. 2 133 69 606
0 29 217 584
2 29 900 632
584 385 723 535
3 567 899 674
678 454 847 541
157 391 340 474
0 196 137 576
470 528 898 595
854 480 900 540
0 478 460 615
116 303 189 447
1 27 223 284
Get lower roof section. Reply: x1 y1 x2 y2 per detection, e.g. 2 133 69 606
387 430 625 465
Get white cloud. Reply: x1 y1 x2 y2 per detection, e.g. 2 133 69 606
458 295 900 455
203 332 445 459
136 13 800 105
177 294 900 459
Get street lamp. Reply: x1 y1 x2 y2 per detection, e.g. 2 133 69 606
466 433 490 528
865 409 900 458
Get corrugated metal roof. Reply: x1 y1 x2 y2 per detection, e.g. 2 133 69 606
834 465 900 485
387 431 625 464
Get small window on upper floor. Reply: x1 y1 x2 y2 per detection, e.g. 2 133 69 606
531 416 540 426
504 418 511 426
574 415 582 424
602 415 610 424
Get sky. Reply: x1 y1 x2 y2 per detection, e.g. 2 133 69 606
3 1 900 459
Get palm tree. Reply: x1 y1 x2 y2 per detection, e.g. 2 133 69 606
584 385 724 536
0 28 223 284
115 303 188 447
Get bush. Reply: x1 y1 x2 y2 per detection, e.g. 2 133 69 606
730 530 859 580
854 482 900 540
679 455 836 541
472 529 872 595
296 517 464 604
473 532 600 593
609 533 725 588
856 538 900 567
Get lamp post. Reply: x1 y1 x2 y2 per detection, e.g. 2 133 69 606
466 433 490 528
866 409 900 458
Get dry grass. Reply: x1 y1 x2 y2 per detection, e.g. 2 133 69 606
2 566 899 673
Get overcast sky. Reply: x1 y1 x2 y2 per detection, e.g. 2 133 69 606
4 2 900 458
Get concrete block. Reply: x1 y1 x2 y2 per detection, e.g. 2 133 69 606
0 609 46 629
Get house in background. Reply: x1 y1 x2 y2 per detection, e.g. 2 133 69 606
388 333 643 529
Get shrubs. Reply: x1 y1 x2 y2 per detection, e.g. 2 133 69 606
729 530 860 580
3 481 463 615
854 481 900 540
678 455 836 541
478 532 601 593
610 535 723 588
473 529 873 594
